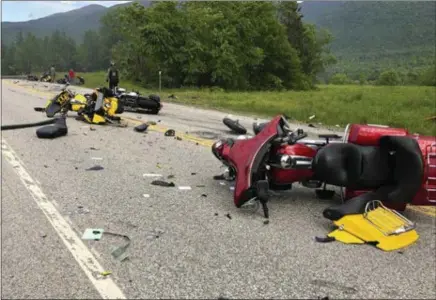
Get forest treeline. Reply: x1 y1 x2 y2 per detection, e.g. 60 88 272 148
2 1 435 89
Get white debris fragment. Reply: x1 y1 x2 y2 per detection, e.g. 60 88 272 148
309 115 316 120
143 173 163 177
178 186 192 190
143 194 150 198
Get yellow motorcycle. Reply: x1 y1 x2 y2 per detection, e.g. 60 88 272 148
34 84 87 117
78 87 125 125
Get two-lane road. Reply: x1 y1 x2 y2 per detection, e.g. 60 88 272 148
1 80 435 299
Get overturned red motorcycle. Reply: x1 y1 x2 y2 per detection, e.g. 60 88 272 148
212 115 436 221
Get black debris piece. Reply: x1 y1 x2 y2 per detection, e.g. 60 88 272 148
225 213 232 220
90 127 96 131
398 251 404 254
213 174 226 180
151 180 175 187
168 94 177 99
315 236 336 243
175 136 182 141
146 121 157 125
74 166 78 170
214 213 218 216
196 185 206 188
44 165 48 168
308 124 316 128
86 165 104 171
201 194 207 198
165 129 175 137
158 120 161 123
90 147 99 150
196 142 199 145
263 220 270 225
167 175 175 179
191 172 197 175
134 123 149 132
41 234 47 238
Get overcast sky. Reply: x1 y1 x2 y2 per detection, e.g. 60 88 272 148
2 1 132 22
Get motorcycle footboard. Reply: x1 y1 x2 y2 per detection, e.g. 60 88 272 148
329 201 419 251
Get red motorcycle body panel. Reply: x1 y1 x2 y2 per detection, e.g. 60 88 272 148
345 124 409 145
270 143 316 184
344 124 436 207
225 116 282 207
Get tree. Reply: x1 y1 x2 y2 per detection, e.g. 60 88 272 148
329 73 351 85
377 69 401 86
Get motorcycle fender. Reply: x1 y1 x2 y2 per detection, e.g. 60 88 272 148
92 114 106 124
330 210 419 251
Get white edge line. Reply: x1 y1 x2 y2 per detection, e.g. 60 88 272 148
1 138 126 300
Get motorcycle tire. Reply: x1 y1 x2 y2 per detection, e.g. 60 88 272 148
137 97 160 111
223 117 247 135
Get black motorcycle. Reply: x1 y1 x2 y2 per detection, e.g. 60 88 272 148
114 87 162 115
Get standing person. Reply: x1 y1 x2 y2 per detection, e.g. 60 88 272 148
106 61 119 92
68 69 75 84
49 65 56 83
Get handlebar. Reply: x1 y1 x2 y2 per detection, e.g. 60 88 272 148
273 130 308 145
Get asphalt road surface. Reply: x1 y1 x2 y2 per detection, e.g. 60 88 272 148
1 79 436 300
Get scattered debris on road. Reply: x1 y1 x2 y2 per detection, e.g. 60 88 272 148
134 123 149 132
143 173 163 177
165 129 175 137
143 194 150 198
151 180 175 187
225 213 232 220
201 194 207 197
86 165 104 171
100 271 112 277
82 228 104 240
178 186 192 190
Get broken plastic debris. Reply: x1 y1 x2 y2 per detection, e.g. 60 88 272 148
151 180 175 187
229 186 235 191
91 157 103 160
86 165 104 171
143 173 163 177
167 174 175 179
219 182 226 186
100 271 112 277
309 115 316 120
225 213 232 220
82 228 104 240
164 129 175 137
134 123 149 132
143 194 150 198
178 186 192 190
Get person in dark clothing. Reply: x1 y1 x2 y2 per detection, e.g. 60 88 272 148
106 61 119 91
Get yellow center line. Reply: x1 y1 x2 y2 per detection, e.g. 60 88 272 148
4 80 436 218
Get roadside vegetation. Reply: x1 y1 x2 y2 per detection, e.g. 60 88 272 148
2 1 435 135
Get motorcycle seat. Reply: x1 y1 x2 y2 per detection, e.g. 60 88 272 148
323 136 424 220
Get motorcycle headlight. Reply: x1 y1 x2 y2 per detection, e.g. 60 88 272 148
280 155 293 168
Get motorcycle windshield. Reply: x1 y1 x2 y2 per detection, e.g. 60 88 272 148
229 115 286 207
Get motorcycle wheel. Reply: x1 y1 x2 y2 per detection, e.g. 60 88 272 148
223 117 247 135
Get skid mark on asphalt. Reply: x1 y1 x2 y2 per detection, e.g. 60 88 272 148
4 80 436 218
1 138 126 299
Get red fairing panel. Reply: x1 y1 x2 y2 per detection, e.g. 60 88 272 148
226 116 282 207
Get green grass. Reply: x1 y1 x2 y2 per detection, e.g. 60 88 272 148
75 71 436 136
